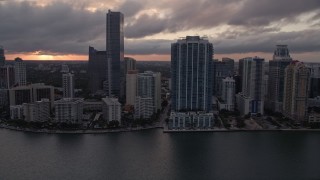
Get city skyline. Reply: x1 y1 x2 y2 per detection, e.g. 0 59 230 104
0 0 320 61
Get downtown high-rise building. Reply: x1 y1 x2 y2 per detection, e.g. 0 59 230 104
0 46 5 66
14 57 27 86
0 65 14 108
170 36 214 129
123 57 137 103
236 57 265 115
267 45 292 112
134 71 161 119
88 46 107 93
218 77 235 111
213 58 234 97
126 70 138 106
62 73 75 98
283 61 310 123
124 57 136 73
307 63 320 98
9 83 54 108
106 10 124 98
0 65 15 89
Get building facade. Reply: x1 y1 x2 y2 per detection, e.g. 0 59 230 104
0 65 15 89
102 97 121 124
54 98 84 124
0 46 5 66
236 57 265 115
88 46 108 94
106 10 124 97
14 57 27 86
23 99 51 122
267 45 292 112
9 83 54 108
218 77 235 111
62 73 75 98
10 105 23 120
283 61 310 123
134 71 161 119
126 70 138 106
124 57 136 73
170 36 214 129
136 71 161 111
307 63 320 98
213 58 234 97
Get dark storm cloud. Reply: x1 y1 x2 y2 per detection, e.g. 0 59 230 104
125 0 320 38
118 0 144 17
125 29 320 57
0 1 106 55
125 39 173 55
229 0 320 26
0 0 320 57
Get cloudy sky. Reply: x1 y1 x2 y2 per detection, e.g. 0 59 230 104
1 0 320 61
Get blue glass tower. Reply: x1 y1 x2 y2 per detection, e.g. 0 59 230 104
171 36 213 112
106 10 124 98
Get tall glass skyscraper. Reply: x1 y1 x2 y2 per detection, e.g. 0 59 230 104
106 10 124 98
171 36 213 112
170 36 214 130
236 57 265 115
267 45 292 112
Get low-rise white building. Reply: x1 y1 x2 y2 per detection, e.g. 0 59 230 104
169 112 214 130
10 105 23 120
54 98 83 124
102 97 121 124
23 99 50 122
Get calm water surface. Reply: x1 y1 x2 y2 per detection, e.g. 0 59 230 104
0 129 319 180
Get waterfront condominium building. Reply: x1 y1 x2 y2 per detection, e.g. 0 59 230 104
126 70 138 106
62 73 75 98
218 77 235 111
106 10 124 97
14 57 27 86
102 97 121 124
88 46 108 94
54 98 84 124
283 61 310 123
23 99 51 122
0 46 5 66
236 57 265 116
170 36 214 129
267 45 292 112
134 71 161 119
9 83 54 108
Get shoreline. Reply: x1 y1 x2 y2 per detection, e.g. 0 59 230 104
0 124 163 134
1 124 320 134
